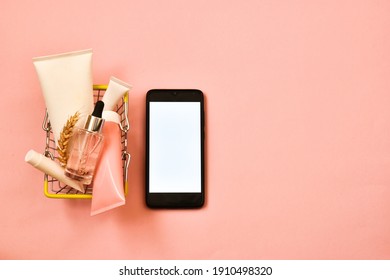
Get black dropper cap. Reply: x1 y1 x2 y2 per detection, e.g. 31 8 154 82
92 100 104 118
84 101 105 133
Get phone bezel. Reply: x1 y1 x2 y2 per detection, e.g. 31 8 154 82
145 89 205 209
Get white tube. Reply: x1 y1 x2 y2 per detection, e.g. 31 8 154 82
25 150 85 192
102 76 132 111
33 49 94 146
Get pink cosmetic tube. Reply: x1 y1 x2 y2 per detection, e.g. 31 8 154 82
91 111 125 215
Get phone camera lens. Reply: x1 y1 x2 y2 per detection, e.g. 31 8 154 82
172 92 177 96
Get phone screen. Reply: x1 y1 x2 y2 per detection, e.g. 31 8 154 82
146 89 204 208
149 102 201 193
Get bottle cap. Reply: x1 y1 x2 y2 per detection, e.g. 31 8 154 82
84 101 105 133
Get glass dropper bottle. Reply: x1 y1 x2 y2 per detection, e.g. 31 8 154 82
65 101 105 185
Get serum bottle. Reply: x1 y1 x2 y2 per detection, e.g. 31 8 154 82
65 101 105 185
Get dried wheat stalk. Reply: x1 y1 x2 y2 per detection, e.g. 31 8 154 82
57 112 80 167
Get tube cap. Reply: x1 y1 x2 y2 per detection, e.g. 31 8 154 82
25 149 43 167
102 111 121 124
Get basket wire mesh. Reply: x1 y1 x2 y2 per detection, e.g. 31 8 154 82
42 85 130 199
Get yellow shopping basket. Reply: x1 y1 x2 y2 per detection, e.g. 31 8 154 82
42 85 130 199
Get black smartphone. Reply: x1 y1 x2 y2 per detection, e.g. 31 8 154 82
145 89 205 208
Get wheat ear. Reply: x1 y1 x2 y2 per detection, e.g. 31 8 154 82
57 112 80 167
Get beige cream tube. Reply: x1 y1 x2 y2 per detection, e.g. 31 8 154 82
33 49 94 146
25 150 85 192
102 76 132 111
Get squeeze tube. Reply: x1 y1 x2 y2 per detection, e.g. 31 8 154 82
101 76 132 111
25 149 84 192
91 111 125 215
33 49 94 146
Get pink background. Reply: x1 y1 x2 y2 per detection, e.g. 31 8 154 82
1 0 390 259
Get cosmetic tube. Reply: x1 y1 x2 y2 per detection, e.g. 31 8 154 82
102 76 132 111
91 111 125 215
33 49 94 146
25 149 84 192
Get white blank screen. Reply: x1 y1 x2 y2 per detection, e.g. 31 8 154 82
149 102 201 193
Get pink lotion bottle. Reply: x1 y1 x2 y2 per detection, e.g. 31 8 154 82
91 111 125 215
